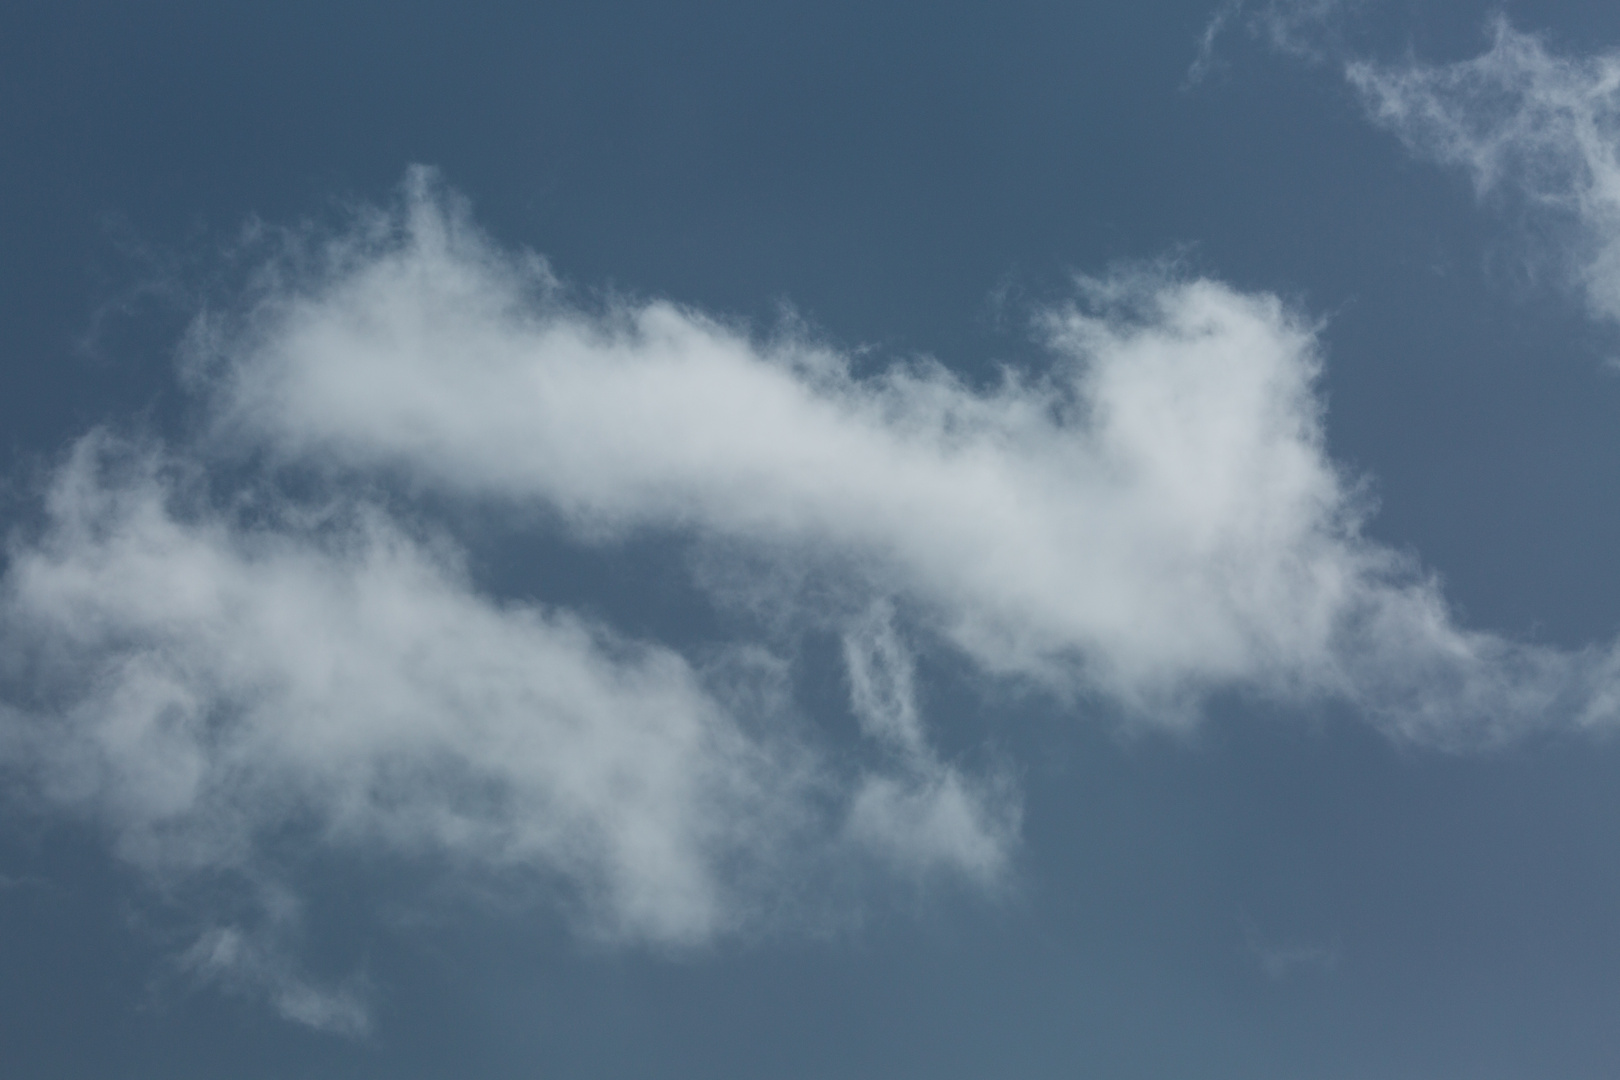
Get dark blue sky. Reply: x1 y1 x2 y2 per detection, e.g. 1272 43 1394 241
7 2 1620 1078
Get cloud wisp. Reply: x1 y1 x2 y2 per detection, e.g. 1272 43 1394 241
1187 0 1361 83
1348 19 1620 325
840 601 1017 881
1209 6 1620 331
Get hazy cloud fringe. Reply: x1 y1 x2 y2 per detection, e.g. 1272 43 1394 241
1350 19 1620 322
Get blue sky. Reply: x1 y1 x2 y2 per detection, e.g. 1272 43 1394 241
6 2 1620 1077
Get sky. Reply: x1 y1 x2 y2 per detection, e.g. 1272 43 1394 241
6 1 1620 1077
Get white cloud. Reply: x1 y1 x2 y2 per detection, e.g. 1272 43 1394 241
184 171 1620 743
10 165 1620 1026
1348 19 1620 322
0 432 1017 1026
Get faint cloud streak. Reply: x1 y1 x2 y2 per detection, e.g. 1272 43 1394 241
1349 19 1620 324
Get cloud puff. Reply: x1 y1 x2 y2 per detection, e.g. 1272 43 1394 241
2 434 803 942
187 170 1620 743
1348 19 1620 322
0 432 1013 1026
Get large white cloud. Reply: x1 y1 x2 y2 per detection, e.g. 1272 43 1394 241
8 163 1620 1029
1348 19 1620 322
187 170 1620 742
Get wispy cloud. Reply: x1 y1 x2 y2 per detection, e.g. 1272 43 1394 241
180 917 371 1036
1248 935 1340 981
841 602 1018 882
0 872 55 894
1348 19 1620 324
1188 0 1361 83
1201 6 1620 330
1238 910 1340 981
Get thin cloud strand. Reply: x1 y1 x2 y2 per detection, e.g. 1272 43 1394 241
1349 19 1620 322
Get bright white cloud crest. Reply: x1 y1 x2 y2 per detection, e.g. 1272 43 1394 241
5 165 1620 1028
